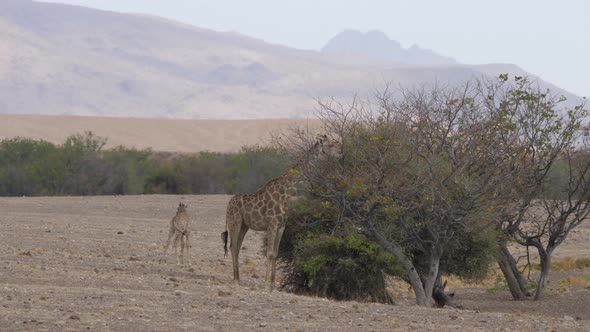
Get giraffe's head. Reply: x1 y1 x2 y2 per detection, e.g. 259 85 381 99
315 133 340 157
284 134 340 184
177 202 188 212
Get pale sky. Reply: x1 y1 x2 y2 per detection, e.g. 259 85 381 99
42 0 589 97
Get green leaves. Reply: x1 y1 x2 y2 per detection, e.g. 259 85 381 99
292 231 401 302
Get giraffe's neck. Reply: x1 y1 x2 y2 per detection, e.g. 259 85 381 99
253 138 322 196
256 171 298 196
286 138 323 174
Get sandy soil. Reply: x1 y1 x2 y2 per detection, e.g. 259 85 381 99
1 195 589 331
0 114 322 153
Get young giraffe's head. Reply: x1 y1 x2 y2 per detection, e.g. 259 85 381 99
177 202 188 213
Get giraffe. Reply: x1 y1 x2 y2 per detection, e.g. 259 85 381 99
221 134 336 291
164 202 192 265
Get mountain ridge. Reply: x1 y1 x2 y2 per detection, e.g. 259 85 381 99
0 0 581 119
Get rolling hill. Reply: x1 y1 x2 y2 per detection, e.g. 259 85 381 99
0 114 322 152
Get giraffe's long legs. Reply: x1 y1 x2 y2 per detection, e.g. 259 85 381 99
184 230 191 266
230 232 240 283
236 225 249 257
265 221 285 291
173 233 180 264
163 223 175 254
179 233 186 265
269 224 286 291
229 223 249 284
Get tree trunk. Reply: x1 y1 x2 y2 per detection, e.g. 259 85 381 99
369 228 432 306
423 251 441 299
534 248 551 301
496 244 530 300
502 245 531 293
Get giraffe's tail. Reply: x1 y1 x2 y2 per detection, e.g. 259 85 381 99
221 230 228 257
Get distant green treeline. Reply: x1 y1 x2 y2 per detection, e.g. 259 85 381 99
0 132 288 197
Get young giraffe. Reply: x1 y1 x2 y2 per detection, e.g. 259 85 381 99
164 202 191 265
221 134 335 291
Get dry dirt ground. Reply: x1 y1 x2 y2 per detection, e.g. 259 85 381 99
1 195 589 332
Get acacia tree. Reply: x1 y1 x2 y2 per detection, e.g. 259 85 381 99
519 148 590 300
280 80 524 306
478 76 590 300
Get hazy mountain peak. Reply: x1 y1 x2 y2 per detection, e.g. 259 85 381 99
322 30 456 66
365 29 392 41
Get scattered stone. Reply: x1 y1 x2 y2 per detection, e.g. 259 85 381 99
174 290 189 296
218 290 232 297
169 277 179 282
563 315 575 321
259 322 268 327
129 256 140 261
117 231 124 235
69 315 80 320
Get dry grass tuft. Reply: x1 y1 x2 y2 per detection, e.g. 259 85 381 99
575 258 590 270
551 257 578 271
557 275 590 291
529 256 590 272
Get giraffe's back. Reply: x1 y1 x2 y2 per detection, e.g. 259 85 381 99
172 211 191 233
226 191 290 232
